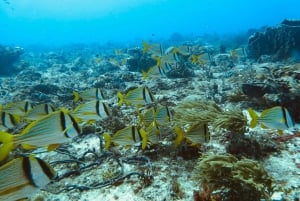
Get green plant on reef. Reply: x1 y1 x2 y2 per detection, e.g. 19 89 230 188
193 154 273 201
174 100 221 127
212 109 247 133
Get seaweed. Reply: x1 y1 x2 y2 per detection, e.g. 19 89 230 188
193 154 273 201
173 100 221 127
212 109 247 134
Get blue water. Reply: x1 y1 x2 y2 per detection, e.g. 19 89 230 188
1 0 300 46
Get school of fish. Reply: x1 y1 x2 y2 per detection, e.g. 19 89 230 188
0 40 295 200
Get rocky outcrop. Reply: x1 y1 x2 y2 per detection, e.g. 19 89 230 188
247 19 300 61
0 45 24 75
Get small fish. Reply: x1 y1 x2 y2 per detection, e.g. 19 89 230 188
103 126 148 149
142 65 167 80
248 106 294 134
145 121 160 145
174 124 210 146
73 88 106 102
0 156 56 200
72 100 111 124
139 106 172 127
0 109 81 162
24 103 55 121
191 53 212 65
165 46 191 56
142 41 164 56
2 101 33 117
230 47 247 63
0 111 20 131
117 87 155 107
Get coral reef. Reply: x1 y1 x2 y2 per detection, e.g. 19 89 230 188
247 19 300 61
193 154 273 201
126 48 156 72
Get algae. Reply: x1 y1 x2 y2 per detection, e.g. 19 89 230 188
193 154 273 201
212 109 247 134
173 100 221 127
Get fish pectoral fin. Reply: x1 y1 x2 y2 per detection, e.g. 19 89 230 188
48 144 60 151
139 129 148 150
277 130 284 136
21 143 37 150
103 133 112 150
174 126 185 146
260 124 268 129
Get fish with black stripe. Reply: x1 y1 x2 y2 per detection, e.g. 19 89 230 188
117 86 155 107
248 106 294 135
1 101 33 117
0 109 81 162
71 100 111 124
73 88 106 102
0 156 56 200
103 126 148 150
0 111 20 131
24 103 55 121
174 124 210 147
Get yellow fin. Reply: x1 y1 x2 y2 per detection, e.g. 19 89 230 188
142 70 147 80
174 126 185 146
103 133 112 150
248 108 258 128
142 40 149 53
139 129 148 150
73 91 81 102
47 144 60 151
21 144 37 150
117 92 125 106
0 131 14 162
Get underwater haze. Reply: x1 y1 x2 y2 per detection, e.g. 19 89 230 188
0 0 300 46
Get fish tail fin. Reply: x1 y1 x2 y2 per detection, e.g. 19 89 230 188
191 55 198 64
117 92 125 106
103 133 112 150
154 56 161 66
142 40 149 53
73 91 81 102
0 131 15 162
142 70 148 80
174 126 184 146
248 108 258 128
139 128 148 149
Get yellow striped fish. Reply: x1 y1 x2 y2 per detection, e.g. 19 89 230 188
0 156 56 200
117 87 155 107
0 109 81 162
73 88 106 102
24 103 55 121
0 111 20 131
1 101 33 117
174 124 210 147
248 106 294 134
103 126 148 150
145 121 160 145
72 100 111 124
139 105 172 127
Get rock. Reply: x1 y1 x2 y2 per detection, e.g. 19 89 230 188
0 45 24 75
271 192 284 201
247 19 300 61
126 48 156 72
241 83 273 98
213 53 234 68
